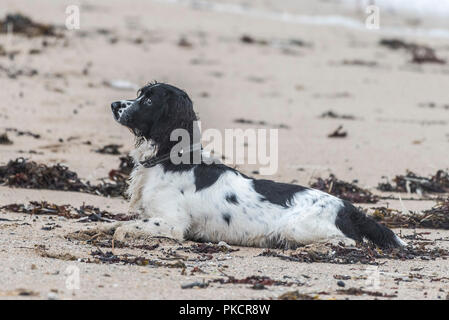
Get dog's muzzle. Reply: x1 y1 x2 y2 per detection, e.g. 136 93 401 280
111 101 125 121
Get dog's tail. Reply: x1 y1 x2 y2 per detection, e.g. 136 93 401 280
335 201 406 248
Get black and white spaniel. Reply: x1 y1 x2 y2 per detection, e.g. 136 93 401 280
109 82 405 249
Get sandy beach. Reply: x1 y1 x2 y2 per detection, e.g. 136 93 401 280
1 0 448 300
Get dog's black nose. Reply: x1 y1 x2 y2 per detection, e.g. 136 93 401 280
111 101 122 112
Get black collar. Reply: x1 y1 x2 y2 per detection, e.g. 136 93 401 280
139 143 203 168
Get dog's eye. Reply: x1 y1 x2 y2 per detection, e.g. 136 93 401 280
144 97 152 105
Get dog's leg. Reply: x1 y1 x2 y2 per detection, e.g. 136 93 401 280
112 217 184 242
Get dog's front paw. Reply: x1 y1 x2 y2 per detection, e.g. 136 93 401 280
112 218 184 243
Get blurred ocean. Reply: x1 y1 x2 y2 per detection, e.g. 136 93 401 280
158 0 449 38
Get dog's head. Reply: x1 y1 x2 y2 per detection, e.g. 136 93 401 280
111 82 197 152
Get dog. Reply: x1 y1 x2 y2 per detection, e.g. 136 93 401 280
109 82 406 249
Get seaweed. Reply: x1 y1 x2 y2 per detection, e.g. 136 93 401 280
0 201 137 222
95 144 122 155
89 249 185 268
336 288 397 298
5 128 41 139
0 65 38 79
328 125 347 138
311 174 378 203
178 37 193 48
0 133 13 145
260 244 378 265
0 13 61 38
233 118 290 129
371 198 449 229
342 59 377 67
184 243 239 255
181 281 208 289
240 35 268 45
0 158 90 192
320 110 356 120
0 158 128 197
379 38 445 65
108 155 134 184
259 242 449 265
378 170 449 194
211 275 294 287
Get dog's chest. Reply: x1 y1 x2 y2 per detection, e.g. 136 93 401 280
128 164 195 215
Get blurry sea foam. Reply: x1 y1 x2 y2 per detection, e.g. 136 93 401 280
343 0 449 17
157 0 449 38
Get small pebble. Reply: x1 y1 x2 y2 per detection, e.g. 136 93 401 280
337 280 346 287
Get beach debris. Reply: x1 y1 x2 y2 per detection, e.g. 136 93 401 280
377 170 449 194
180 275 296 290
379 39 410 50
240 34 268 45
337 287 396 298
320 110 356 120
181 243 239 255
117 155 134 175
314 92 351 99
89 249 185 268
327 125 347 138
95 144 122 155
65 230 155 250
289 39 307 47
0 158 128 197
0 64 38 79
178 37 193 48
107 155 134 193
5 128 41 139
37 249 78 261
371 198 449 229
342 59 378 67
260 242 449 265
89 250 150 265
379 38 446 64
234 118 290 129
181 281 208 289
0 158 90 192
411 46 446 64
0 133 13 145
0 289 39 297
0 201 136 222
0 13 61 37
212 275 294 287
334 275 351 280
260 243 378 265
278 291 317 300
240 34 308 49
176 242 239 261
311 174 378 203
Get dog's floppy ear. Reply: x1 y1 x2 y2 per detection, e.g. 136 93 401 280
148 90 197 155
